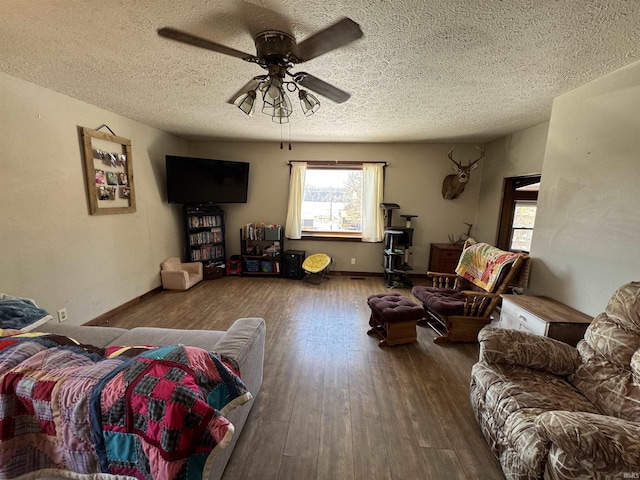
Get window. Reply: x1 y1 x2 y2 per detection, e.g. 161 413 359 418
497 176 540 253
301 167 363 236
510 200 537 251
285 161 385 241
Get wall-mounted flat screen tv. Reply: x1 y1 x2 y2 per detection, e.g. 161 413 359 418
166 155 250 204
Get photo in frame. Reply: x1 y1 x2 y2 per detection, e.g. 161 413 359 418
81 126 136 215
106 171 118 185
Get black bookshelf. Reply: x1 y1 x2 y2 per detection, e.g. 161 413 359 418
184 205 225 264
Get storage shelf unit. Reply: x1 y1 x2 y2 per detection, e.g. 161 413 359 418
184 205 225 264
240 223 284 276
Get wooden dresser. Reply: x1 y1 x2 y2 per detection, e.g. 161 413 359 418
500 295 592 346
428 243 463 273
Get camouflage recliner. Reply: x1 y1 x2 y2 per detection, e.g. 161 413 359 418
470 282 640 479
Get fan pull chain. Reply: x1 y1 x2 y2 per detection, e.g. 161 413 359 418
289 120 292 150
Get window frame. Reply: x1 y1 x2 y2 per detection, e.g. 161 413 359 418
290 160 386 242
496 174 540 253
509 200 537 252
300 162 365 241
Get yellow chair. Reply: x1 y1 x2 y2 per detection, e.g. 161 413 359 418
302 253 333 284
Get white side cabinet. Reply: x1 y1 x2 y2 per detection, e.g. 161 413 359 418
500 295 592 346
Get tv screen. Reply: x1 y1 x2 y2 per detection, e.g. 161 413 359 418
166 156 249 204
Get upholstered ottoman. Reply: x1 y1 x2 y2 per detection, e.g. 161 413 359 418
366 293 426 347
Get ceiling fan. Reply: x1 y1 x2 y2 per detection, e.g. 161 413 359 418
157 17 363 121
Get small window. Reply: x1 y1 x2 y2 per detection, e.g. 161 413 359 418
497 176 540 253
301 167 362 236
510 201 537 251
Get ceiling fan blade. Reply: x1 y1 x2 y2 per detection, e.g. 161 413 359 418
157 27 258 62
295 18 363 63
294 72 351 104
226 76 268 104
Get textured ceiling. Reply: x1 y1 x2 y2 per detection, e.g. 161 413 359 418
1 1 639 143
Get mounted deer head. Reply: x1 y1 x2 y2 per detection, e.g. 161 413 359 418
441 146 485 200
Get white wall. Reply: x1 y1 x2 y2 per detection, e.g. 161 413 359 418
475 122 548 244
187 141 486 274
0 72 189 325
527 60 640 315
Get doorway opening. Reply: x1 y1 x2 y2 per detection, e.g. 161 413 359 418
496 175 541 252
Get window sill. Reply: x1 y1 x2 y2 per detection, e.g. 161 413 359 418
299 232 362 242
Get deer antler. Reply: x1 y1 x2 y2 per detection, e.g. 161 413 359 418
447 148 461 167
448 223 474 244
469 146 485 167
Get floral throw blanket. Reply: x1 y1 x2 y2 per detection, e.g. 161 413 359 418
0 329 251 480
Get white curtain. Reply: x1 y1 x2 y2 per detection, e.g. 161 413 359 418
285 161 307 239
361 163 384 242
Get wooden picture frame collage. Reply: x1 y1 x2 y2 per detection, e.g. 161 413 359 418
80 126 136 215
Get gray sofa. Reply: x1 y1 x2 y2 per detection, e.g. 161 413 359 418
38 317 266 480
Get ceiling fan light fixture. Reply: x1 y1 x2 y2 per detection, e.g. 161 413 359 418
299 90 320 116
262 84 292 118
272 108 290 124
234 89 257 116
264 75 283 96
158 18 364 127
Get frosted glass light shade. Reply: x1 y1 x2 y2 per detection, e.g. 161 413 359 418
272 107 290 123
234 90 257 116
299 90 320 116
263 85 292 118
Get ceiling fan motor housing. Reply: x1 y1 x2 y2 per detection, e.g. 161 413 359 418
255 31 298 67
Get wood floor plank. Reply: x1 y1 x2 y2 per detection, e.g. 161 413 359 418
237 420 289 480
97 275 505 480
317 387 354 480
420 447 469 480
371 364 437 479
347 349 391 480
283 342 325 457
349 394 392 480
219 396 266 480
421 378 503 477
277 456 318 480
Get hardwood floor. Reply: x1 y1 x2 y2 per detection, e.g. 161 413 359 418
98 274 504 480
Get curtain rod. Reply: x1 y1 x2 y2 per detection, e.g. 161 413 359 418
287 160 388 166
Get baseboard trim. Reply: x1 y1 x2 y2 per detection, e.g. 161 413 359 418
332 271 429 279
83 286 163 326
332 271 381 277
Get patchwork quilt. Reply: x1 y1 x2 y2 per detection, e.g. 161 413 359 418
0 329 252 480
455 242 520 292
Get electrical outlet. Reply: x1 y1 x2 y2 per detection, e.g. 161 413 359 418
351 257 356 265
57 308 68 323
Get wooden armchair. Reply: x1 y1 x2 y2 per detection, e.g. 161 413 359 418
412 243 529 344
